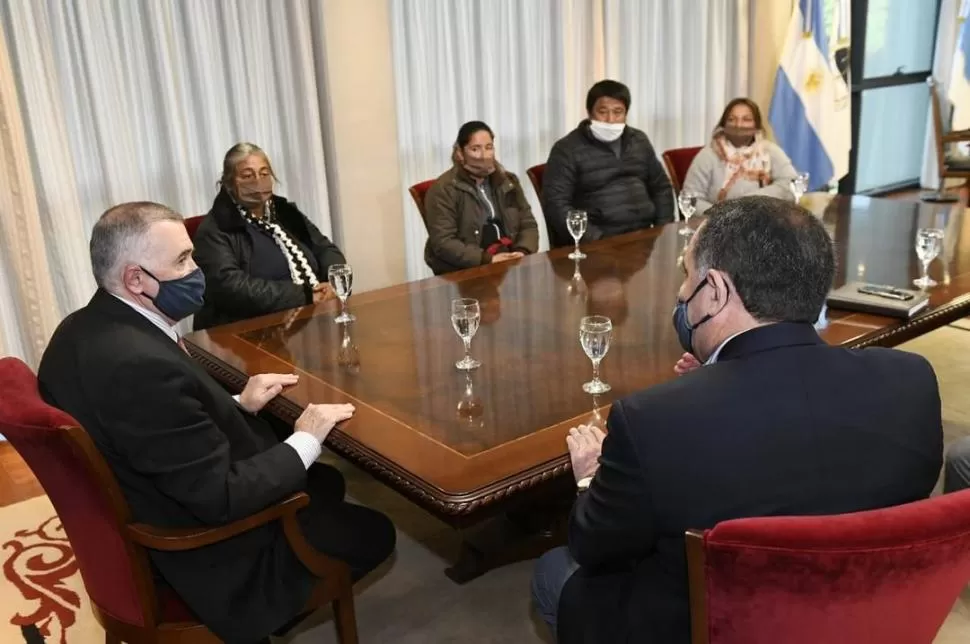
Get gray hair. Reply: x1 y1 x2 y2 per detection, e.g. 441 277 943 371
219 142 278 191
89 202 183 290
693 196 835 323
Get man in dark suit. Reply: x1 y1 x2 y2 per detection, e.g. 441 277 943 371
531 196 943 643
39 202 395 644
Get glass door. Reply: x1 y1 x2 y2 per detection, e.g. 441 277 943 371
842 0 943 194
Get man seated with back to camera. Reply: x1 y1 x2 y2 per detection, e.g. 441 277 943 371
530 195 943 644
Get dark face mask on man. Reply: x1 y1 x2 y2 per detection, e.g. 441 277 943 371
672 276 728 356
140 266 206 321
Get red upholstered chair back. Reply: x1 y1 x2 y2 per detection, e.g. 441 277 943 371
408 180 436 233
184 215 205 241
0 357 156 628
526 163 546 199
687 490 970 644
662 146 703 194
526 163 568 248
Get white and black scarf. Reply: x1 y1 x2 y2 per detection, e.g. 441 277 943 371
234 198 319 288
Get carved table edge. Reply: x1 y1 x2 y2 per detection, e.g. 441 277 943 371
844 295 970 349
184 344 573 518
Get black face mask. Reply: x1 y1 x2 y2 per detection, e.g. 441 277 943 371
671 276 728 356
140 266 206 321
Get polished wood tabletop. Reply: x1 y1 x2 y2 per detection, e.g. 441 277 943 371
186 194 970 523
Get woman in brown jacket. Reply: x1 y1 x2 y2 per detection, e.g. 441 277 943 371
423 121 539 275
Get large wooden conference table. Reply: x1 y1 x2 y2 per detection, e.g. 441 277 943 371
186 194 970 571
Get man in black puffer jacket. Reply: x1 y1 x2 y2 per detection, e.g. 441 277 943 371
542 80 675 247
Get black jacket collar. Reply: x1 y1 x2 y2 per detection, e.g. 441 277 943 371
717 322 824 363
88 288 180 345
207 188 306 236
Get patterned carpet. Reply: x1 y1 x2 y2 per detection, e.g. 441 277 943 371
3 325 970 643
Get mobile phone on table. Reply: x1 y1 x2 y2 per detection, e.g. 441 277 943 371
857 284 914 301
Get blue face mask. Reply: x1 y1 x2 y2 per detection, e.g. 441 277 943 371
672 278 718 355
140 266 206 321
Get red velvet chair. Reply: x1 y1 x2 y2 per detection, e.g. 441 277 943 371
526 163 569 248
662 146 703 194
686 490 970 644
408 180 435 233
526 163 546 199
0 357 359 644
183 215 205 241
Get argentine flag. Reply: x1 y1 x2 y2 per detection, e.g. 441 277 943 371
949 3 970 132
769 0 851 191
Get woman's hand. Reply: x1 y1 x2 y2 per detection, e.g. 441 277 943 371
312 283 336 303
491 252 525 263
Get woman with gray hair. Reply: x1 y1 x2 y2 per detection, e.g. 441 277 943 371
192 142 346 330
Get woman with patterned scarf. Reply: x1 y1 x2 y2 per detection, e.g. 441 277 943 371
192 143 347 330
681 98 797 215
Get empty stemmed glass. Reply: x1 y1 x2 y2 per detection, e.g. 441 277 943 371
567 209 588 260
677 191 697 237
451 298 481 370
790 172 810 202
328 264 355 323
579 315 612 394
914 227 945 289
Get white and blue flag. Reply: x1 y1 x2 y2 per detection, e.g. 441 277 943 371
769 0 851 191
949 2 970 134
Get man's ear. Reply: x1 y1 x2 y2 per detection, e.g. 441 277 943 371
707 270 731 302
122 264 146 294
452 144 464 165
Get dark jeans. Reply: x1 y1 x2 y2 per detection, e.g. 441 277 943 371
297 462 397 580
532 546 580 640
945 436 970 494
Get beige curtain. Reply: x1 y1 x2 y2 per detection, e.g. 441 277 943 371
0 25 60 367
749 0 793 139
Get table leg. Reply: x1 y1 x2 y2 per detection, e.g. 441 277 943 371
444 500 570 584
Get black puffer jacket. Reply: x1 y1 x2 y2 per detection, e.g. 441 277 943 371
542 120 675 247
192 189 345 330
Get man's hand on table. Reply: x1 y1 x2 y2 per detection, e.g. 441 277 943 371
295 403 356 443
239 373 300 413
673 352 702 376
567 424 605 483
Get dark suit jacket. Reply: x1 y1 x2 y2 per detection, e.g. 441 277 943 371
559 322 943 644
38 290 315 643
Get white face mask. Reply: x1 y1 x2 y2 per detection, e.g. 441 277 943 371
589 120 626 143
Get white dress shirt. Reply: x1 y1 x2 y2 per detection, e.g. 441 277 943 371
704 329 749 365
111 294 321 469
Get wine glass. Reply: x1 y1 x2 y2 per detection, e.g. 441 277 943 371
451 298 482 370
790 172 810 202
914 227 944 288
567 210 588 260
677 191 697 237
328 264 355 323
579 315 612 394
